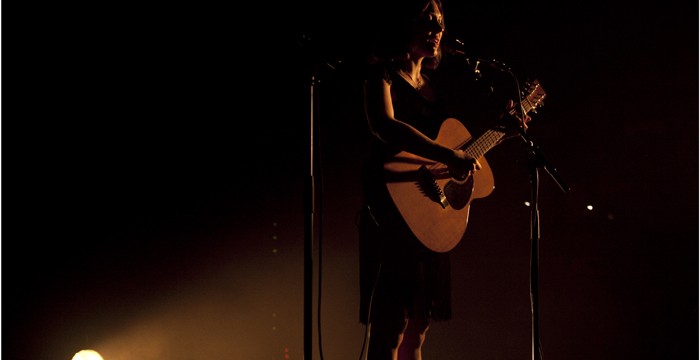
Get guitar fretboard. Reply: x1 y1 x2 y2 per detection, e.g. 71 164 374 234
459 79 544 161
462 128 506 160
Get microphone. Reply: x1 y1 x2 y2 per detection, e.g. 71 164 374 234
441 37 474 64
441 36 511 73
441 37 467 57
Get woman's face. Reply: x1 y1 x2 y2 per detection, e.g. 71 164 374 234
409 1 444 59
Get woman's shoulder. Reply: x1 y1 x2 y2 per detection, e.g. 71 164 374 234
365 60 394 84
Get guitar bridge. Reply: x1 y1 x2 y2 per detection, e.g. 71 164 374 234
418 165 449 209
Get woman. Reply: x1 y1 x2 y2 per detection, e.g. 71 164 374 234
357 0 528 359
357 1 478 359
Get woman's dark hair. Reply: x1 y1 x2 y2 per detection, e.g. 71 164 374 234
368 0 445 69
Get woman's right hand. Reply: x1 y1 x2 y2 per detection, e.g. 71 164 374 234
446 149 481 180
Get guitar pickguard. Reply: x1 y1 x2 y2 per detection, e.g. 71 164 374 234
443 176 474 210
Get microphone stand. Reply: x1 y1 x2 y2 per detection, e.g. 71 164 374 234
296 31 318 360
444 39 571 360
478 52 570 360
304 70 317 360
299 32 338 360
519 131 570 360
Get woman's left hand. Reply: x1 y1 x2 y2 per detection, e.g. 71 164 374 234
500 99 531 138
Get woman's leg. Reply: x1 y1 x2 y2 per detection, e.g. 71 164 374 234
367 308 408 360
397 317 430 360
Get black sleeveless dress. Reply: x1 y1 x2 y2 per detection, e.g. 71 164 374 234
358 62 452 324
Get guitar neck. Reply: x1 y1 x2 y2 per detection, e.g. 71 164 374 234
462 128 506 160
462 78 544 159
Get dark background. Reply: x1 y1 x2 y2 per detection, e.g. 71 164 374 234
4 1 698 359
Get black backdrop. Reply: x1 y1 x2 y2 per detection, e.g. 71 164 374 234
4 1 698 359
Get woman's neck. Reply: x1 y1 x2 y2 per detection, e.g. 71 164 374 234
397 58 424 89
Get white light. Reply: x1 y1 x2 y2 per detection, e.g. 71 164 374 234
586 205 594 211
524 201 531 207
72 350 104 360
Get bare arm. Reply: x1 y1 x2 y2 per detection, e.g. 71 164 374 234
363 74 480 175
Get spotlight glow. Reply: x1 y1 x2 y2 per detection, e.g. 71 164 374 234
72 350 104 360
586 205 594 210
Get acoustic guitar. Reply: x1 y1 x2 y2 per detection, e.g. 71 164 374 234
383 80 546 252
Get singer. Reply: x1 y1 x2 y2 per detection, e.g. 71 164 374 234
353 0 531 359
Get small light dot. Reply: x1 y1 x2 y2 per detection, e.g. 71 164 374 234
524 201 531 207
272 235 278 240
586 205 594 211
272 248 278 253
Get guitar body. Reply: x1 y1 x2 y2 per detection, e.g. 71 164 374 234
384 118 495 253
382 79 546 253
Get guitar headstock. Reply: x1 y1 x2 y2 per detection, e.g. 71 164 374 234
493 79 547 135
521 79 546 114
